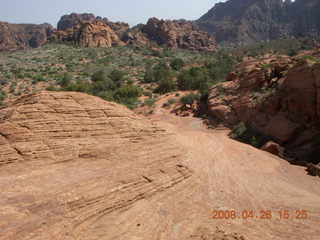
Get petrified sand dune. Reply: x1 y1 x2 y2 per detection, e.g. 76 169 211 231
0 92 191 239
0 91 319 240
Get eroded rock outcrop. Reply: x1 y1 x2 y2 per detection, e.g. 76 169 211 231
138 17 217 52
57 13 96 31
51 20 125 47
0 22 52 51
207 50 320 164
0 91 191 239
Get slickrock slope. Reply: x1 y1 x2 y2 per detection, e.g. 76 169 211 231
51 20 125 47
0 22 52 51
196 0 320 43
0 91 191 239
1 91 320 239
207 50 320 166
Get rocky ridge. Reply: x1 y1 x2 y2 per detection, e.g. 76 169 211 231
207 49 320 167
53 14 217 51
136 17 217 52
0 22 52 51
196 0 320 44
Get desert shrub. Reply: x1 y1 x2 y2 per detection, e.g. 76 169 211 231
170 58 185 71
0 78 8 86
143 98 157 107
143 70 155 83
59 73 72 87
113 84 142 102
180 93 200 105
0 90 5 105
154 67 172 83
229 122 269 148
98 91 115 101
110 69 124 82
92 79 116 94
162 98 177 108
154 78 176 94
92 70 107 83
287 48 298 56
63 81 93 94
302 55 317 62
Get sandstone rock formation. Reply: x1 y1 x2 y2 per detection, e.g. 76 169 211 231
207 50 320 164
138 17 217 52
0 91 191 239
57 13 96 31
57 13 130 38
51 20 125 47
0 22 52 51
196 0 320 43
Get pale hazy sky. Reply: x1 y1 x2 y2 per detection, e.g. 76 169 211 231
0 0 225 27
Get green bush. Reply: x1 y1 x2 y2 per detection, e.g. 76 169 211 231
114 84 142 101
63 81 93 94
143 98 157 106
143 70 155 83
154 78 176 94
170 58 185 71
59 73 72 87
180 93 200 105
98 91 115 101
110 69 124 82
229 122 270 148
92 70 107 83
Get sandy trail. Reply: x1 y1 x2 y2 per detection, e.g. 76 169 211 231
92 102 320 240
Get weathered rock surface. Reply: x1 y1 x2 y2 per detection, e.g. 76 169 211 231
207 50 320 163
139 17 217 52
0 91 192 239
57 13 96 31
261 141 284 158
0 22 52 51
57 13 130 38
196 0 320 43
51 20 125 47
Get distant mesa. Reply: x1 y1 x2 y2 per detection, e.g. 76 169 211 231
195 0 320 44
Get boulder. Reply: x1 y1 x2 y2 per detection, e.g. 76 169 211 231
307 163 320 177
261 141 284 158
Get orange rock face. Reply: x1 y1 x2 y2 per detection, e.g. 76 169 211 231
0 22 52 51
142 18 217 52
51 20 124 47
0 91 191 239
207 50 320 162
122 17 217 52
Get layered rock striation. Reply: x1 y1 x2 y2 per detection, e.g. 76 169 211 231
0 91 191 239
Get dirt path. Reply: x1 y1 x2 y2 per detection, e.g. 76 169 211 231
102 100 320 240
